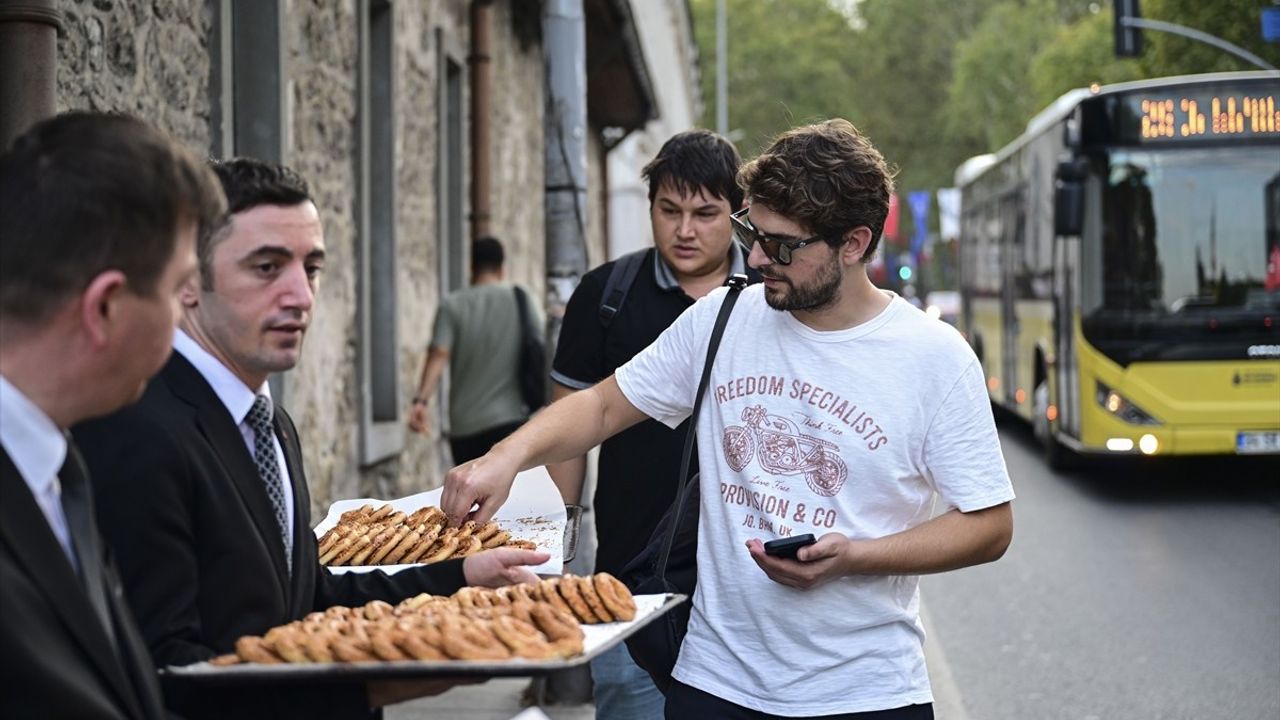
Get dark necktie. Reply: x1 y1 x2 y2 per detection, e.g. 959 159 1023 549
59 443 119 650
247 394 292 575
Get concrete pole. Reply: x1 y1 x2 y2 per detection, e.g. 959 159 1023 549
542 0 588 341
469 0 493 239
535 0 592 705
716 0 727 135
0 0 62 150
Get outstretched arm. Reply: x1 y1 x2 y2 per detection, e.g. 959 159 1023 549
543 382 588 504
441 375 647 524
407 346 449 435
747 502 1013 590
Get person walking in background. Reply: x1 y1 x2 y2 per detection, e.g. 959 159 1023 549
442 119 1014 719
408 236 543 464
0 112 226 720
73 160 548 720
545 129 756 718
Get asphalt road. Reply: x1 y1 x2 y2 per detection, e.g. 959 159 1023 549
921 417 1280 720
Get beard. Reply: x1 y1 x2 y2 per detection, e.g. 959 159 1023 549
761 252 843 312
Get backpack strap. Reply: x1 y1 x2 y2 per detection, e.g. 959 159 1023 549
655 273 749 580
597 248 649 328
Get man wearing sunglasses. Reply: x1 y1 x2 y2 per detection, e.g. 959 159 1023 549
444 119 1014 719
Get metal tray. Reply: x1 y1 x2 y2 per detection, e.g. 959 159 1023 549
160 593 684 686
562 504 583 564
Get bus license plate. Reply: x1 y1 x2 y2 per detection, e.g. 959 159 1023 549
1236 431 1280 454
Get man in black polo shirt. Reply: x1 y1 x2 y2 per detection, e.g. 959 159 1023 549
548 129 757 718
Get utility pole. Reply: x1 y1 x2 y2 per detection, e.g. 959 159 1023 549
716 0 727 135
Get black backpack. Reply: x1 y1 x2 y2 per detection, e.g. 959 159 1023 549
513 286 547 411
597 248 649 328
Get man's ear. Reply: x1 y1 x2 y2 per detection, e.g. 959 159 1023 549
179 274 201 309
841 226 874 265
79 270 128 348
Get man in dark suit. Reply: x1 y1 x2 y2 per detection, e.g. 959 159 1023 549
73 158 548 719
0 113 227 719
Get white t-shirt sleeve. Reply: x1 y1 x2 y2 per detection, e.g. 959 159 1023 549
921 359 1015 512
615 289 724 429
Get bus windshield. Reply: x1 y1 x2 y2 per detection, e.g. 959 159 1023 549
1084 146 1280 364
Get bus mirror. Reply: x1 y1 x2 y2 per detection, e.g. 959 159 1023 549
1054 180 1084 236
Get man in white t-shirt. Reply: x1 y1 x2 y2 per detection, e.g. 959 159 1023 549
443 119 1015 719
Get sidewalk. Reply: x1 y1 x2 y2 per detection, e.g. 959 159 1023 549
387 678 594 720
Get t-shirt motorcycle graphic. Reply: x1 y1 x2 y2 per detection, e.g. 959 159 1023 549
722 404 847 497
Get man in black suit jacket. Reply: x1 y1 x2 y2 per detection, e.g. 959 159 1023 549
0 113 226 719
74 158 548 719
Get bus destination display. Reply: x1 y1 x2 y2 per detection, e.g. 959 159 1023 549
1125 86 1279 142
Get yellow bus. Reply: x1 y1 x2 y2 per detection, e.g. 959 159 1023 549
956 72 1280 468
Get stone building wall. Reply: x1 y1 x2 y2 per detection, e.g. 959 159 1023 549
51 0 557 515
282 0 364 511
56 0 213 149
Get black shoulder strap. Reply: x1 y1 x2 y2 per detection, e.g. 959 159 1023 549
513 285 529 324
655 273 749 579
598 248 649 328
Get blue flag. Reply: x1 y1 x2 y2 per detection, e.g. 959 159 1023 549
907 191 930 257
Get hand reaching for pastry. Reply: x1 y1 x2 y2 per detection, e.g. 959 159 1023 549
461 547 550 588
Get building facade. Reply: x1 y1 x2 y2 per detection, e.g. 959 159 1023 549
5 0 696 514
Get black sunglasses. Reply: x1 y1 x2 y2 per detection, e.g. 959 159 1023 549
730 208 826 266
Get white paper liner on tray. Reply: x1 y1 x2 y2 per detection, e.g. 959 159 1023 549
314 467 565 576
162 593 685 683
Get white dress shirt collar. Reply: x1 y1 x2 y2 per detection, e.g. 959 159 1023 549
1 374 77 568
173 329 270 425
0 374 68 495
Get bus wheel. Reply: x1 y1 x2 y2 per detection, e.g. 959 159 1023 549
1033 380 1075 470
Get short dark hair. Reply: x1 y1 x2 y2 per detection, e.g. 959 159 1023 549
204 157 313 288
738 119 895 263
642 129 744 211
472 236 505 274
0 112 226 324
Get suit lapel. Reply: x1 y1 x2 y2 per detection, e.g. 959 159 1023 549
161 356 291 598
0 452 145 718
274 411 311 612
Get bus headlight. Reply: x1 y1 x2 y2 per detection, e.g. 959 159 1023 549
1095 381 1160 425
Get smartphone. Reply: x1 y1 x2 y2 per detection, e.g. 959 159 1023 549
763 533 816 560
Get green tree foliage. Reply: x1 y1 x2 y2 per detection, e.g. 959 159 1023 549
687 0 1277 253
1029 1 1278 112
1029 9 1145 110
946 0 1065 155
689 0 860 158
850 0 1000 195
1140 0 1280 75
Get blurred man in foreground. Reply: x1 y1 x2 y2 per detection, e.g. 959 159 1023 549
0 112 225 720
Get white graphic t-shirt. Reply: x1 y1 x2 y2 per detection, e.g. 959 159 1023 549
616 285 1015 716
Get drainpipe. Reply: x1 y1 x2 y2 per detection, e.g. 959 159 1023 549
0 0 63 149
534 1 592 705
469 0 492 239
542 0 588 328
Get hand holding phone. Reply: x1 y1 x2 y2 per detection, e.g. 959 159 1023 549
762 533 816 560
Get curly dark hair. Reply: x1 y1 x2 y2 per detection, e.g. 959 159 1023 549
737 119 895 263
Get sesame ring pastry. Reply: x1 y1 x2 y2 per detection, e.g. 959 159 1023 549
592 572 637 622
